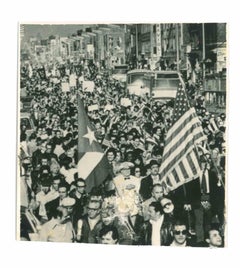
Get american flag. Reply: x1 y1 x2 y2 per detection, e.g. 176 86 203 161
159 86 207 193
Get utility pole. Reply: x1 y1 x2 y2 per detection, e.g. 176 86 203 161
176 24 179 71
202 23 206 80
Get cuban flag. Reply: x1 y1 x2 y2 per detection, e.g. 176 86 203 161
77 94 111 193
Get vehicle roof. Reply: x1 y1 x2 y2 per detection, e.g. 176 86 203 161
127 69 182 75
127 69 154 74
20 112 31 118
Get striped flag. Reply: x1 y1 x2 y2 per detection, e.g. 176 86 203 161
77 94 111 193
159 86 207 193
207 117 219 133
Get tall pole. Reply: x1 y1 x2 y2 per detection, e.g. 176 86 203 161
202 23 206 80
136 24 139 67
176 24 179 71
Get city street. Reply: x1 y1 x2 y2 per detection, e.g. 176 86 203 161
18 23 226 247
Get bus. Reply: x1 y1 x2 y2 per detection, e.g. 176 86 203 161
126 69 153 96
126 69 185 100
111 64 128 83
152 71 185 100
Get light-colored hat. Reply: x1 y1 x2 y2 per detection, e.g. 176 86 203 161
61 197 76 207
119 162 134 171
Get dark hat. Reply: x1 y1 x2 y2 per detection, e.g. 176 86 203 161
149 159 159 168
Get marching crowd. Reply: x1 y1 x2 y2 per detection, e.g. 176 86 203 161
19 59 226 247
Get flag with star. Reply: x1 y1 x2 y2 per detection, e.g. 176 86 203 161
159 86 207 193
77 94 111 193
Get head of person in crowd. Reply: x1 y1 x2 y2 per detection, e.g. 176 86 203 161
65 142 76 159
87 200 102 220
58 182 69 201
39 167 51 183
153 126 162 137
54 130 62 140
160 197 174 215
36 126 43 138
38 177 51 195
148 160 159 176
115 150 122 163
99 225 119 245
132 135 141 148
148 201 164 221
89 187 103 203
110 138 119 149
63 133 73 146
110 127 118 137
45 143 54 154
101 206 115 226
60 156 74 170
126 131 134 143
205 227 223 248
118 133 127 146
125 150 134 163
151 184 164 202
119 162 134 179
59 197 76 218
120 144 127 158
74 178 86 195
36 137 43 147
28 133 37 143
40 156 50 169
106 148 116 164
94 119 102 131
152 146 163 164
134 166 144 178
51 176 62 192
171 219 189 246
133 148 144 164
39 140 47 154
50 159 61 176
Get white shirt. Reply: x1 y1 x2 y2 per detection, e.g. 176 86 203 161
170 240 187 247
60 166 78 185
44 189 59 204
113 174 140 197
150 215 164 246
152 175 161 185
36 191 48 217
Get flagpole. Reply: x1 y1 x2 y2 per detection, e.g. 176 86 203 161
176 24 179 71
202 23 206 81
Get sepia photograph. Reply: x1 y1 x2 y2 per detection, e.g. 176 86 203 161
17 22 227 248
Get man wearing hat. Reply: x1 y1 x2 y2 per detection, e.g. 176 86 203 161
139 160 161 201
113 162 141 217
38 197 76 242
113 162 140 198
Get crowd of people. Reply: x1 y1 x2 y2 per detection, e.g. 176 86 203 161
19 58 226 247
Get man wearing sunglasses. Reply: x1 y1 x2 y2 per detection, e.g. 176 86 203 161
170 220 193 247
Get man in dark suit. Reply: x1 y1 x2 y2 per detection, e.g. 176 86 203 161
169 157 224 244
45 182 69 220
139 160 161 201
141 201 172 246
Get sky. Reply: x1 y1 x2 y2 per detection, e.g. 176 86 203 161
23 24 95 39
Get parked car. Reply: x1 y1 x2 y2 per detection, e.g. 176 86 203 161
20 113 36 137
